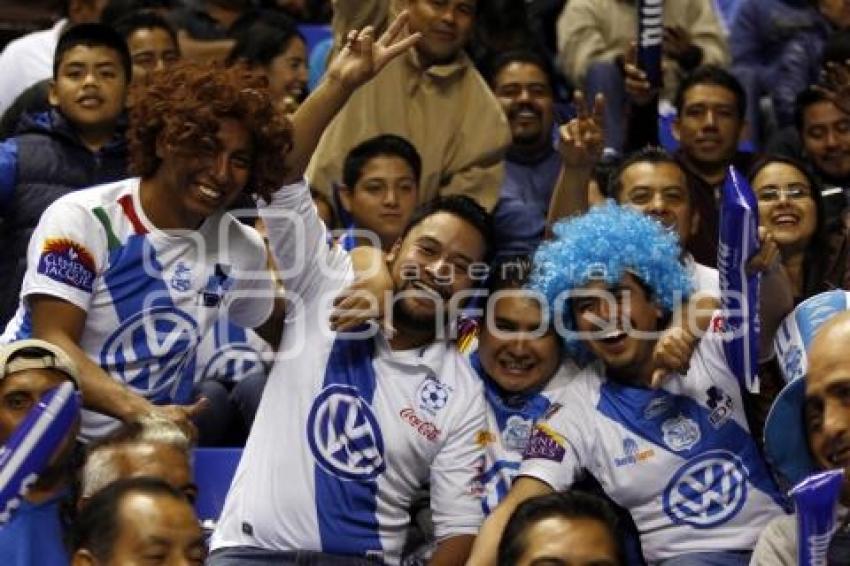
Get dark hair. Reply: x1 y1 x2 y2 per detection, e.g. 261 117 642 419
608 146 686 200
342 134 423 189
226 15 305 69
128 61 292 200
399 195 494 263
310 188 337 229
822 29 850 66
112 10 178 48
487 255 532 295
592 152 622 198
100 0 177 27
794 86 833 133
498 492 624 566
674 65 746 120
747 154 838 297
70 477 189 562
54 23 133 82
485 48 557 95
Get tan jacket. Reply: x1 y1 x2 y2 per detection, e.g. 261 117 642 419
556 0 729 99
306 0 511 211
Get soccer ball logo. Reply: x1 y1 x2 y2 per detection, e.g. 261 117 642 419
419 380 449 412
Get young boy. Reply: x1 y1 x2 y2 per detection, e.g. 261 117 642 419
337 133 421 252
113 10 181 85
0 23 130 328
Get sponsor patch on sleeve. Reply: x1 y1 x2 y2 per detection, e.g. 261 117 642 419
37 238 96 293
523 423 567 463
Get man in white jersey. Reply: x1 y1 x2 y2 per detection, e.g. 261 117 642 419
468 204 788 565
2 15 420 440
461 256 570 515
211 188 492 564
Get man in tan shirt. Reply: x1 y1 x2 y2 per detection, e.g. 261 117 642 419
305 0 511 212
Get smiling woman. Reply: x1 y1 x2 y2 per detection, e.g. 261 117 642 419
748 155 850 303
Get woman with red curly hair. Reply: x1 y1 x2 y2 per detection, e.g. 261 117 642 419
5 13 419 442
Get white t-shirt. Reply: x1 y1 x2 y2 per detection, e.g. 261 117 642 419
684 253 720 298
520 311 787 562
211 180 486 565
2 177 273 439
0 20 65 116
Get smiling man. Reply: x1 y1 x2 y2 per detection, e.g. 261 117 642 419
211 191 493 564
488 49 562 259
1 16 419 442
672 66 751 268
756 296 850 564
468 204 786 566
468 256 570 516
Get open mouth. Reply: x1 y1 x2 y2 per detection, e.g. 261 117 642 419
194 182 223 203
77 95 103 108
597 328 628 348
286 84 306 100
497 356 536 374
772 212 800 226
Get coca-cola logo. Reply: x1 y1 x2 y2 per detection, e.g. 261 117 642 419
399 408 441 442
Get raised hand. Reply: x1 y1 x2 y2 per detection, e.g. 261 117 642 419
325 10 422 92
623 41 657 106
650 326 699 388
558 90 605 168
816 59 850 116
145 397 208 442
746 227 780 276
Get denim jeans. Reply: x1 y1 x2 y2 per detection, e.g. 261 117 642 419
657 550 752 566
208 546 383 565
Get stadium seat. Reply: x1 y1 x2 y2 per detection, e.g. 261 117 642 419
193 447 243 522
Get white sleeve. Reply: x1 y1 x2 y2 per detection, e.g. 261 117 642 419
429 382 487 539
690 310 745 389
749 515 797 566
517 401 586 491
222 223 275 329
259 179 349 305
20 200 108 312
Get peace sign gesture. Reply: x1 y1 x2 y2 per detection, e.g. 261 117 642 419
558 90 605 168
325 10 422 92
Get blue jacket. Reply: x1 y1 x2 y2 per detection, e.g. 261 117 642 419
0 109 127 328
492 141 562 260
729 0 830 127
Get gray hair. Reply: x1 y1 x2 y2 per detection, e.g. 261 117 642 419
80 417 191 499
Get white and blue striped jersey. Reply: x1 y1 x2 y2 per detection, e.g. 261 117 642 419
2 178 274 439
466 350 573 515
520 312 788 562
211 180 486 565
187 319 272 385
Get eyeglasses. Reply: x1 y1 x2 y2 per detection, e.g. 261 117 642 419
755 183 812 202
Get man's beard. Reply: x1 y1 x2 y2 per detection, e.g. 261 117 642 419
391 294 446 335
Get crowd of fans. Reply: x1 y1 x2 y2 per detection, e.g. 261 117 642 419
1 0 850 564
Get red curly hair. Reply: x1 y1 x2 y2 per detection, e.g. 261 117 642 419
128 61 293 201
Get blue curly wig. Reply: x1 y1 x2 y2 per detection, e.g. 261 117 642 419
531 202 692 362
